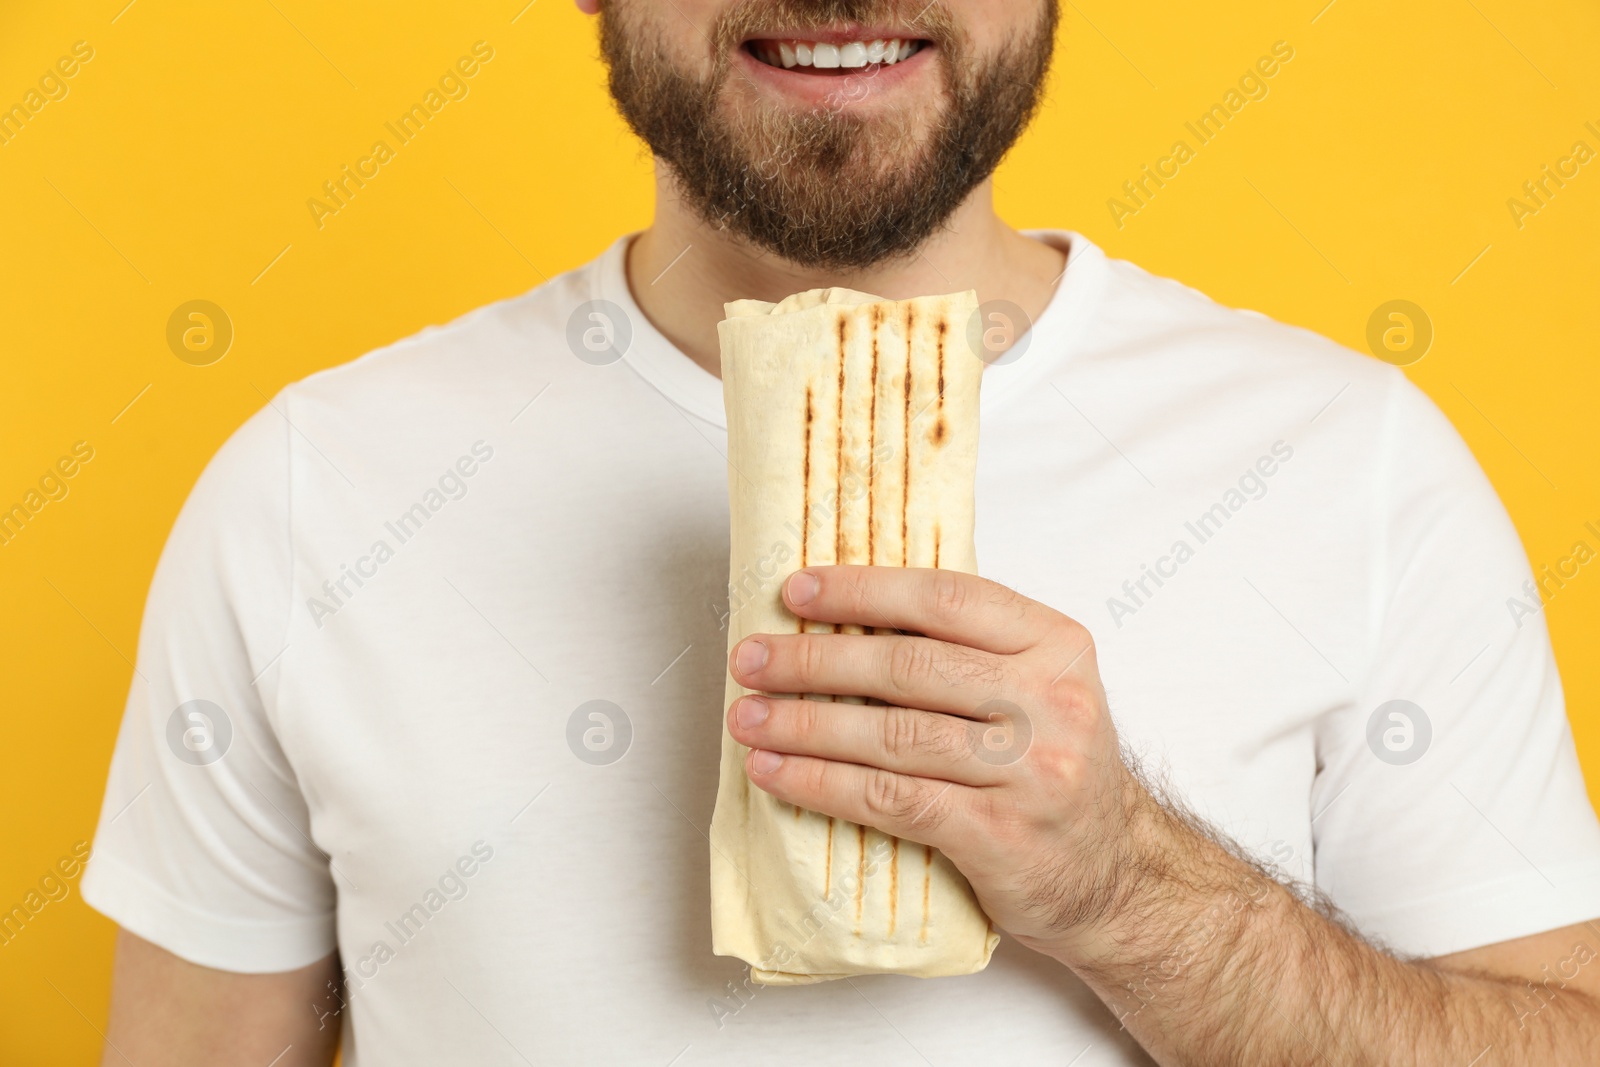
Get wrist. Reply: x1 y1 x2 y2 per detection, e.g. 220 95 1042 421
1040 771 1280 980
1014 766 1175 965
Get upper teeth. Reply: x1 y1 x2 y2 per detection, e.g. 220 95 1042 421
757 38 921 70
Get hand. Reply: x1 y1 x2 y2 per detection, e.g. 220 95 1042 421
725 565 1162 957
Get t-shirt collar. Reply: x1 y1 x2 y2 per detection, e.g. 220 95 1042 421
593 228 1109 430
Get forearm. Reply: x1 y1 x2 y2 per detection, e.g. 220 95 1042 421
714 565 1600 1062
1042 785 1600 1066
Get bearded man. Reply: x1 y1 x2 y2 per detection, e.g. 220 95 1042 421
85 2 1600 1063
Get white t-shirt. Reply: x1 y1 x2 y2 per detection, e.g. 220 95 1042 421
85 231 1600 1065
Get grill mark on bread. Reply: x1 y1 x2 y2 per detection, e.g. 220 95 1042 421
815 361 837 878
797 387 815 822
920 844 932 943
933 526 941 569
834 317 846 635
868 308 879 567
903 307 913 567
801 386 813 608
824 821 833 897
888 838 899 936
854 825 866 935
933 318 948 446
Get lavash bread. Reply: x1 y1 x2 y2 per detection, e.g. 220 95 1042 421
711 286 999 985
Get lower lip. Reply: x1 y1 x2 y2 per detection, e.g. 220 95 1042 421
734 43 934 106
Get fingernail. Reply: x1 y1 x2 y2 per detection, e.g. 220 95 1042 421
735 638 768 675
787 570 819 606
749 749 783 775
735 697 769 730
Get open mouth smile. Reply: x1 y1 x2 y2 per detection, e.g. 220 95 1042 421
732 23 940 106
744 35 929 74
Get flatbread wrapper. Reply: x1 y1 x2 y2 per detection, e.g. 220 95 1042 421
711 286 998 985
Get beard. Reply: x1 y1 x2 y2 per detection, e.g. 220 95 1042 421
599 1 1059 271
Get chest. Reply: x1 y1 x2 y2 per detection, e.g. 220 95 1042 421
276 415 1355 895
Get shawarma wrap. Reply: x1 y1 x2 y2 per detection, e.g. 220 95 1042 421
711 285 998 985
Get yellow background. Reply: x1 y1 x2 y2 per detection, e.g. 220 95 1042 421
2 0 1596 1060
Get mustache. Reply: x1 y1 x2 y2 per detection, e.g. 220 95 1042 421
710 0 960 59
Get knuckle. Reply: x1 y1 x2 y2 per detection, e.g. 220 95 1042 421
880 708 920 760
801 755 832 796
789 698 823 740
794 636 827 689
844 573 874 616
1064 618 1093 646
1058 753 1095 798
1049 681 1103 730
929 569 969 622
887 639 936 694
864 767 916 822
1028 740 1077 785
881 707 959 761
1051 624 1097 670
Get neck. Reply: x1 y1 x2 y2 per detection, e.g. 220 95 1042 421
625 166 1066 378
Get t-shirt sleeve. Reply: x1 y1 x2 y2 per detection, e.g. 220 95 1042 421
1309 370 1600 959
81 396 338 972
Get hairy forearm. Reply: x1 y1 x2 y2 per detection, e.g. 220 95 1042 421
1040 783 1600 1066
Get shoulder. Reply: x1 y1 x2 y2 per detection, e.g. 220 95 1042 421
1099 248 1515 551
1084 244 1470 456
159 256 601 603
281 260 594 433
1054 242 1409 462
1090 248 1395 392
1062 239 1489 517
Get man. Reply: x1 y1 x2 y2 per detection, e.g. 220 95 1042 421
85 1 1600 1063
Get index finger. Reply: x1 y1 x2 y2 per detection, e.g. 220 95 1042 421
781 566 1055 655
